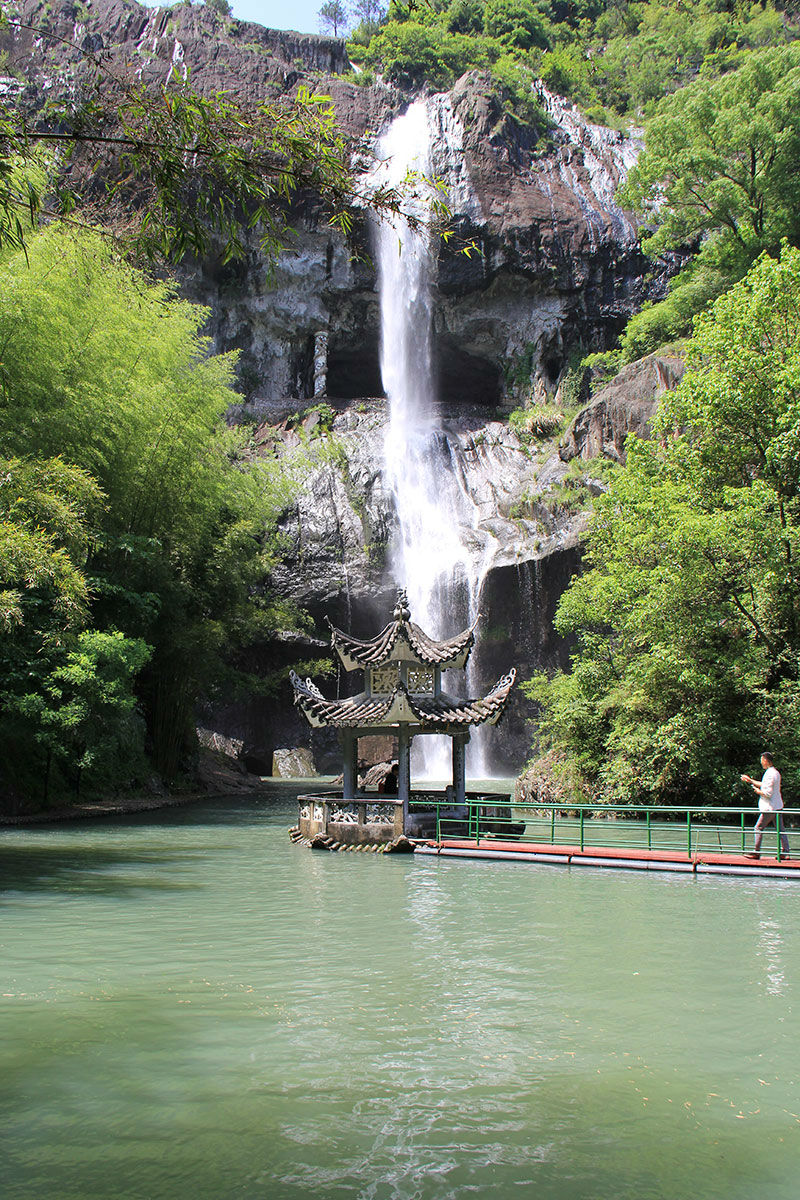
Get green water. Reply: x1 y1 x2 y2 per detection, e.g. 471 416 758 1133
2 785 799 1200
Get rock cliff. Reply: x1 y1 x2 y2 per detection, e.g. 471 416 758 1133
7 0 683 773
7 0 665 404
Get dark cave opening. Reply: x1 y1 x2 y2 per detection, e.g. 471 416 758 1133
436 341 503 408
326 332 385 399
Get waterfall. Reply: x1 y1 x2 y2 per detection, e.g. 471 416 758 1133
370 100 493 780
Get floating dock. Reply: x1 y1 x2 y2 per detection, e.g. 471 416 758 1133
418 838 800 879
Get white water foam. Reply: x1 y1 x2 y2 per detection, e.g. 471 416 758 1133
370 100 493 779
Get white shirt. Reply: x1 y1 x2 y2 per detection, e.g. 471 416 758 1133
758 766 783 812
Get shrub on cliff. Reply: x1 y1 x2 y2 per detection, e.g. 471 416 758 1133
354 0 798 122
483 0 549 50
356 20 491 87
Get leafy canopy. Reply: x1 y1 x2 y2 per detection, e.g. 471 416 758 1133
0 456 102 639
527 244 800 806
0 226 305 799
619 45 800 260
350 0 799 122
616 44 800 359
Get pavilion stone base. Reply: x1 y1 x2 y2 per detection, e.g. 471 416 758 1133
295 790 518 848
298 793 406 846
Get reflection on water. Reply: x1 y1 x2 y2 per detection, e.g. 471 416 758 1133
755 892 789 997
758 919 786 997
1 786 799 1200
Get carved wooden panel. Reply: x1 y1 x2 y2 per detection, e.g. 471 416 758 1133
371 665 399 694
407 666 434 693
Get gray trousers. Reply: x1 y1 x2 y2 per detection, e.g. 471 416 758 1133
754 810 790 855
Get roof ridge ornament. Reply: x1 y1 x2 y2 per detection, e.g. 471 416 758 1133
393 588 411 624
325 593 477 671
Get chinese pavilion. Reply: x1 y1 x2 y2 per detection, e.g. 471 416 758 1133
290 589 515 844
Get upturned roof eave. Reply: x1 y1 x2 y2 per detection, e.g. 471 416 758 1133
328 617 475 672
289 669 516 732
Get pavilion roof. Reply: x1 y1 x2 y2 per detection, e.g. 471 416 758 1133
289 669 516 732
327 590 475 672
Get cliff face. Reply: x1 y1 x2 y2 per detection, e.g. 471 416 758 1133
7 0 679 772
6 0 349 92
7 0 663 405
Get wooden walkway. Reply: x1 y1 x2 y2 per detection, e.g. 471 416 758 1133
418 838 800 879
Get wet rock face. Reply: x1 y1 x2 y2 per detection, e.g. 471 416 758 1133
258 399 586 774
9 0 672 408
270 400 563 618
8 0 350 96
475 549 583 773
272 747 317 778
559 353 686 463
245 346 686 775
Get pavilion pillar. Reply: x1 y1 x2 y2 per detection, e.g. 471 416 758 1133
398 723 411 831
452 733 468 809
342 733 359 800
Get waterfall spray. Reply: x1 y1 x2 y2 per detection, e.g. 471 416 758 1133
371 100 493 779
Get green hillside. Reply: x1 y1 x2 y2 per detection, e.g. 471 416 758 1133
350 0 799 123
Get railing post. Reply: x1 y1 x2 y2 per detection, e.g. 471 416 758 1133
551 807 556 845
475 801 481 845
777 812 782 861
580 807 584 851
741 810 746 854
687 811 692 856
647 809 651 851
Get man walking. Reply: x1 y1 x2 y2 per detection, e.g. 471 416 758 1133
741 752 790 859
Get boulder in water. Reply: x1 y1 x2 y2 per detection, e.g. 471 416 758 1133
385 835 416 854
272 747 317 778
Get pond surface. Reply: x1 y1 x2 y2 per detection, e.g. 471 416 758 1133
2 784 799 1199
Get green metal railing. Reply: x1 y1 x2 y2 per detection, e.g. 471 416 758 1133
418 799 796 862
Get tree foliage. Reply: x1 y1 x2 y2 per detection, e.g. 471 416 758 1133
359 19 492 86
4 76 357 265
0 6 410 265
0 456 101 639
0 226 305 803
16 631 152 800
527 245 800 806
619 46 800 262
616 44 800 359
483 0 549 50
350 0 799 122
319 0 350 36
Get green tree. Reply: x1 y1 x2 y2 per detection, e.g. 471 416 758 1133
17 631 152 800
483 0 549 50
350 0 388 35
527 245 800 806
0 226 300 783
620 46 800 261
616 44 800 356
319 0 349 35
0 456 150 804
358 20 490 86
446 0 485 34
0 456 101 639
